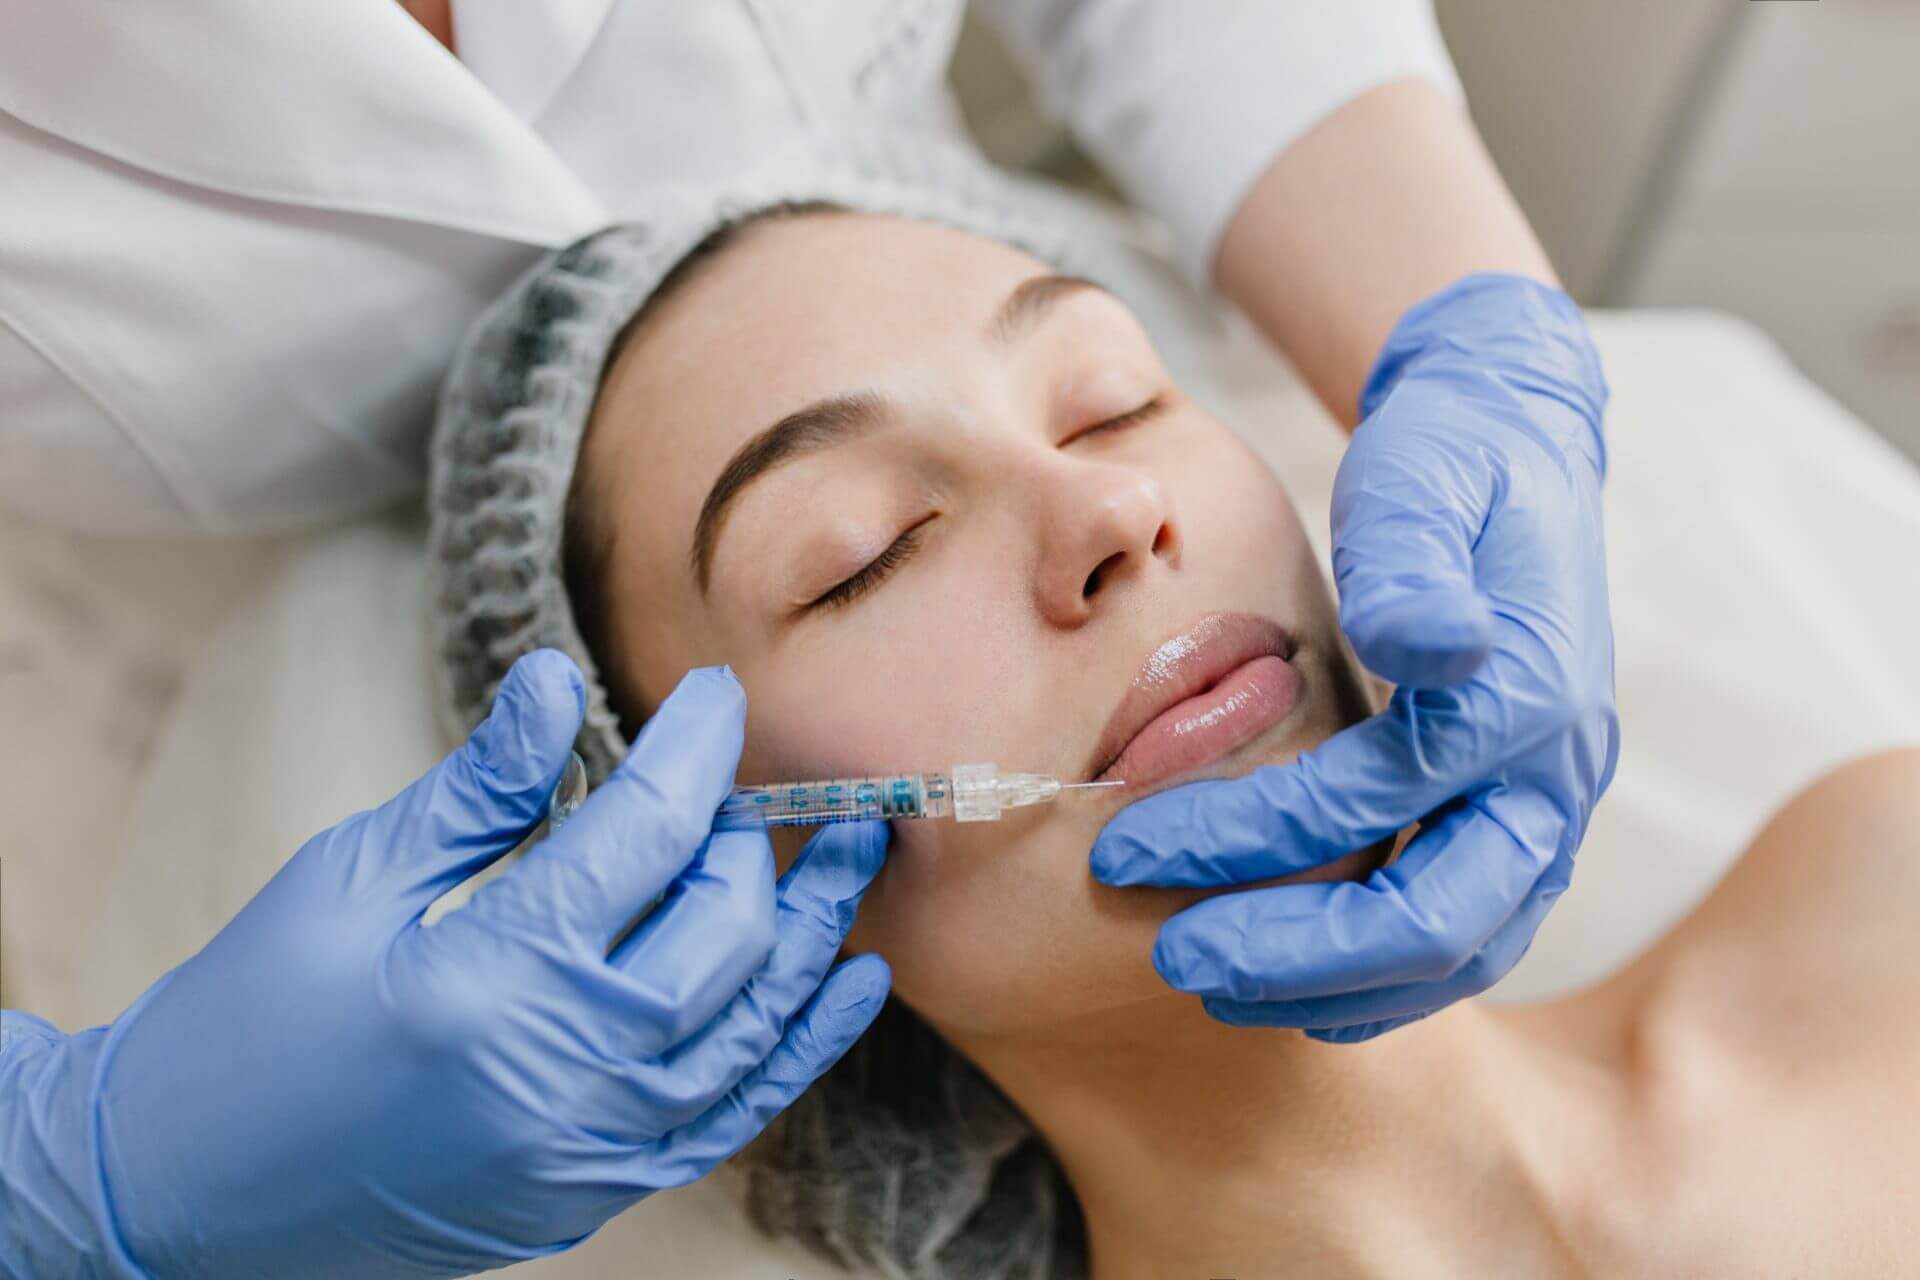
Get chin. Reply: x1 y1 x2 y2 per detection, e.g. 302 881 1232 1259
854 632 1377 1039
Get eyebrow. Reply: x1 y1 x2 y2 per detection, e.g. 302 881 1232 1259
690 273 1110 593
691 391 891 592
989 273 1105 346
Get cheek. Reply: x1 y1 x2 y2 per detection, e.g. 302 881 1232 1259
1174 427 1346 665
1182 431 1316 579
735 545 1054 783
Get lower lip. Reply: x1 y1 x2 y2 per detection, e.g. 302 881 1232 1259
1099 654 1304 787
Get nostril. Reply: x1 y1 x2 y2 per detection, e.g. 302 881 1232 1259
1151 522 1175 558
1084 550 1126 598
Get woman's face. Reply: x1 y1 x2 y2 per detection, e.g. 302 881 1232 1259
580 211 1375 1039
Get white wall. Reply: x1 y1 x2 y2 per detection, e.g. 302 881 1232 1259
1430 1 1917 459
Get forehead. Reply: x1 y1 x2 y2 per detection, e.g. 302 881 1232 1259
598 212 1052 461
584 212 1061 584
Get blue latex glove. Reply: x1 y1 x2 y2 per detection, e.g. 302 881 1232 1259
0 652 891 1279
1091 273 1619 1042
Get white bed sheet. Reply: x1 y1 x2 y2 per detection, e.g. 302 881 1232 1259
4 296 1917 1276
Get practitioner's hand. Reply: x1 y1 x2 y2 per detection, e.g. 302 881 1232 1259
1090 274 1619 1042
2 653 889 1279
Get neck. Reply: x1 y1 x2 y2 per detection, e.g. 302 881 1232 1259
941 993 1595 1278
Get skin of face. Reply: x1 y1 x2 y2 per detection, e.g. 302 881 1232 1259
578 210 1378 1042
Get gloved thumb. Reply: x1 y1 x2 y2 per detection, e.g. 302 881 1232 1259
363 648 587 915
1330 448 1496 689
468 649 588 794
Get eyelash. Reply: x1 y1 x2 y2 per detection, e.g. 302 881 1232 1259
808 522 926 612
804 395 1169 613
1067 393 1169 445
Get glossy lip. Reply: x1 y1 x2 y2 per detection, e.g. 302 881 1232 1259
1084 611 1301 786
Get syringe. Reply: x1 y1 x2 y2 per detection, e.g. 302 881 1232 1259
545 753 1120 833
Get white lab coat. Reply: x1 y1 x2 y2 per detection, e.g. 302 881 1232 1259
0 0 1459 535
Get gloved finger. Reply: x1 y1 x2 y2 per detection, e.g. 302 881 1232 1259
356 648 585 918
1148 785 1562 1002
1305 1011 1434 1043
1091 643 1555 888
1197 995 1435 1041
626 822 889 1131
1195 863 1564 1032
597 828 778 1057
481 666 748 946
1330 439 1496 688
631 953 892 1190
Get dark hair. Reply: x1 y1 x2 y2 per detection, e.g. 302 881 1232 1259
562 200 846 733
556 201 1088 1278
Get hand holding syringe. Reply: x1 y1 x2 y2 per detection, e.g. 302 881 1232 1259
548 753 1123 832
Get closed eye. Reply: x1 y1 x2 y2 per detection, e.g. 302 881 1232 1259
1064 394 1170 446
805 516 932 612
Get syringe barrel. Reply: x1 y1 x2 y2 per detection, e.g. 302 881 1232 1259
714 772 954 830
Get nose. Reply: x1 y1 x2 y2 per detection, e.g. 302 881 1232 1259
1034 459 1181 626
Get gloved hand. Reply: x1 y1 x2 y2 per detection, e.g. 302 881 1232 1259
0 652 891 1279
1090 273 1619 1042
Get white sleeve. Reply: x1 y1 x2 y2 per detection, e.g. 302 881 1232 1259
971 0 1465 290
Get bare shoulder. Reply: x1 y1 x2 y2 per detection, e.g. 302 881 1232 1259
1673 747 1920 945
1623 747 1920 1049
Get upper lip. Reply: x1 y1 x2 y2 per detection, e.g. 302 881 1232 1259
1083 611 1296 782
